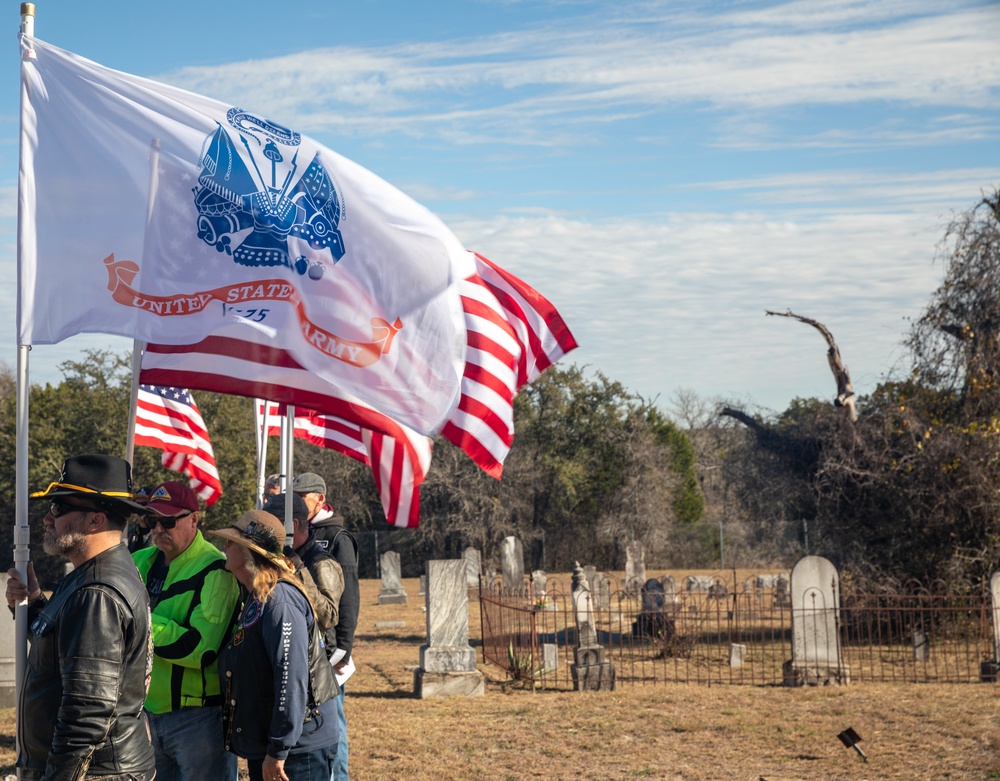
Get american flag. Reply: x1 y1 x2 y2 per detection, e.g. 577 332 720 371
135 385 223 506
442 253 578 476
259 403 431 528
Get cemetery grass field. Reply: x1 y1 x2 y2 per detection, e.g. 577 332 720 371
3 572 1000 780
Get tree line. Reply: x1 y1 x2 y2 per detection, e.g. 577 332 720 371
0 357 706 584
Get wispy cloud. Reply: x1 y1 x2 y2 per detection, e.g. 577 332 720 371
157 2 1000 147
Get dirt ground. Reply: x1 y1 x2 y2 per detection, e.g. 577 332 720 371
4 574 1000 780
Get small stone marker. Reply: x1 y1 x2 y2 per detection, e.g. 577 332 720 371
378 551 408 605
413 559 484 698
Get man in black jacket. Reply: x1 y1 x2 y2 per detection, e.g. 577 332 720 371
5 454 156 781
292 471 358 781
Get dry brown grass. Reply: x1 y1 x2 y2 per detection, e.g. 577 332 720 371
4 573 1000 780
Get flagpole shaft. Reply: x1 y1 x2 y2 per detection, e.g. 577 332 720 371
125 340 143 466
16 8 36 777
126 139 160 468
13 345 30 773
280 408 295 546
255 399 267 508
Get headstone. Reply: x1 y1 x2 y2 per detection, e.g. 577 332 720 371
912 630 929 662
413 559 485 698
0 576 15 707
685 575 714 592
659 574 678 606
624 541 646 595
631 578 674 642
542 643 559 674
592 572 611 611
783 556 849 686
419 574 427 596
730 643 747 668
570 562 615 691
531 570 547 599
774 574 792 607
377 551 408 605
985 572 1000 681
463 547 482 589
501 536 525 592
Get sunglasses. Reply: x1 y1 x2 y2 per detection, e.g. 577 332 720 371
141 511 193 530
49 500 101 518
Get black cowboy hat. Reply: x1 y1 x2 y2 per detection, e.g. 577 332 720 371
29 454 150 515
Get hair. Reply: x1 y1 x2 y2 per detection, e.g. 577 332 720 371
242 546 319 615
242 549 282 603
98 502 129 530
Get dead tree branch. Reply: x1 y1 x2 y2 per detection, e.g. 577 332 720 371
766 309 857 422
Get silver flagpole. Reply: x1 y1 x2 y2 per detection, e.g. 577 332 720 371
15 5 36 778
125 138 160 467
255 398 270 508
280 407 295 547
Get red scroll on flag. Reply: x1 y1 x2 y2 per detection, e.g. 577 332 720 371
135 385 223 506
259 403 431 529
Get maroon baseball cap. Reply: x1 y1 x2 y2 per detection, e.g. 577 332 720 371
146 481 200 517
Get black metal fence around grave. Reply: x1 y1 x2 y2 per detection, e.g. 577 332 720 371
477 571 996 688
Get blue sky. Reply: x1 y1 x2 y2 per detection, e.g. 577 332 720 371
2 0 999 414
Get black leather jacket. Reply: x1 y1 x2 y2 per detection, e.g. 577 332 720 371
17 544 156 781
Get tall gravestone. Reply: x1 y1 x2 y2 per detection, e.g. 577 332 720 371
570 562 615 691
985 572 1000 681
463 547 482 589
0 576 15 707
783 556 848 685
624 541 646 595
592 572 611 611
414 559 485 698
501 536 525 593
378 551 408 605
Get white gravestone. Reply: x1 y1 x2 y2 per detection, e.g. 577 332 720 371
414 559 484 698
784 555 848 685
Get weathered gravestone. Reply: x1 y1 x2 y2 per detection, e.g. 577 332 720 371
463 547 482 589
659 574 677 606
783 555 849 686
414 560 484 698
0 576 15 707
501 536 525 593
624 541 646 595
418 574 427 597
531 570 547 599
570 562 615 691
378 551 408 605
984 571 1000 680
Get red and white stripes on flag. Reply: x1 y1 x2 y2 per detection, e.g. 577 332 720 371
135 385 224 506
260 403 431 528
441 253 578 477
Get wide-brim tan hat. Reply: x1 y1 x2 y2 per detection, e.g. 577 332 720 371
208 509 293 571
